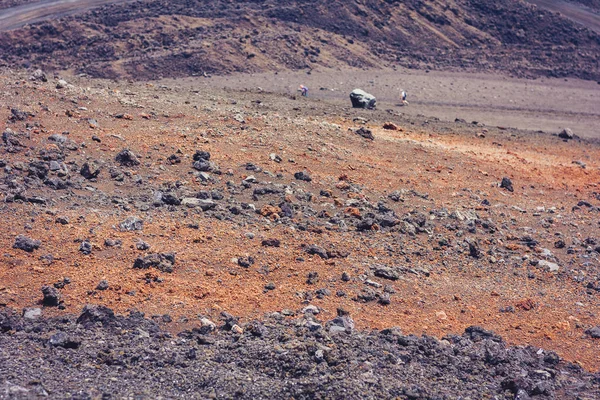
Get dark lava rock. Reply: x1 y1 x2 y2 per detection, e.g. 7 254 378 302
10 108 29 121
30 69 47 82
115 149 140 166
253 185 283 196
192 159 214 172
167 154 181 164
294 171 312 182
558 128 574 139
133 253 176 273
261 239 280 247
48 134 67 143
264 282 276 291
468 240 481 258
26 196 47 205
220 312 239 331
585 326 600 339
355 127 374 140
55 216 69 225
306 271 319 285
136 240 150 251
357 218 376 231
44 177 70 190
245 163 260 171
13 235 41 252
349 89 376 109
0 308 597 398
238 257 254 268
374 267 399 281
521 236 539 249
378 293 391 305
104 238 122 247
378 214 399 227
193 150 211 161
305 244 328 259
41 285 60 307
79 240 92 255
161 193 181 206
196 190 211 199
96 280 109 291
76 304 116 327
500 177 514 192
211 190 224 200
2 128 24 147
80 162 101 179
119 216 143 231
464 325 502 343
279 202 294 218
355 288 378 302
28 161 49 179
49 332 80 349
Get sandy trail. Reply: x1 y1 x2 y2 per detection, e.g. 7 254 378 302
0 0 130 31
527 0 600 33
196 68 600 139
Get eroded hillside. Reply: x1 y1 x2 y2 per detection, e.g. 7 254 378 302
0 0 598 80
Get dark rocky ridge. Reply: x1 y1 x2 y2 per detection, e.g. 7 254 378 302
0 0 598 80
0 306 599 399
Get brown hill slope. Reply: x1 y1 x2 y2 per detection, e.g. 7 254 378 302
0 0 599 80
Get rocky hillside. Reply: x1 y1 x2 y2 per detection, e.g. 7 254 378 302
0 0 599 80
570 0 600 11
1 53 600 397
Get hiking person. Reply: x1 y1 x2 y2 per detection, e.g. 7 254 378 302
299 85 308 97
401 90 408 106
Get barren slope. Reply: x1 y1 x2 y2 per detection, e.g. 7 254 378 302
0 0 598 80
1 70 599 378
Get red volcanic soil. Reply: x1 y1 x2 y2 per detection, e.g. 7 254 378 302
1 69 599 372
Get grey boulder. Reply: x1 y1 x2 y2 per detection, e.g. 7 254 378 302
350 89 376 109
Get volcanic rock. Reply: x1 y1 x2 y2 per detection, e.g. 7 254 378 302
133 253 176 273
558 128 574 139
500 177 514 192
119 217 144 231
41 285 60 307
294 171 312 182
354 127 374 140
80 162 101 179
115 149 140 166
350 89 376 109
76 304 116 327
13 235 41 252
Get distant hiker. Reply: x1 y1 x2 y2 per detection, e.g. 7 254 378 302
401 90 409 106
299 85 308 97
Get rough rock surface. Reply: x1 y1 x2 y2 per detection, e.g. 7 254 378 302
350 89 377 109
0 307 598 399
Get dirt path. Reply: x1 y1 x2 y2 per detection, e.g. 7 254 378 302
194 68 600 139
527 0 600 33
0 0 130 31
